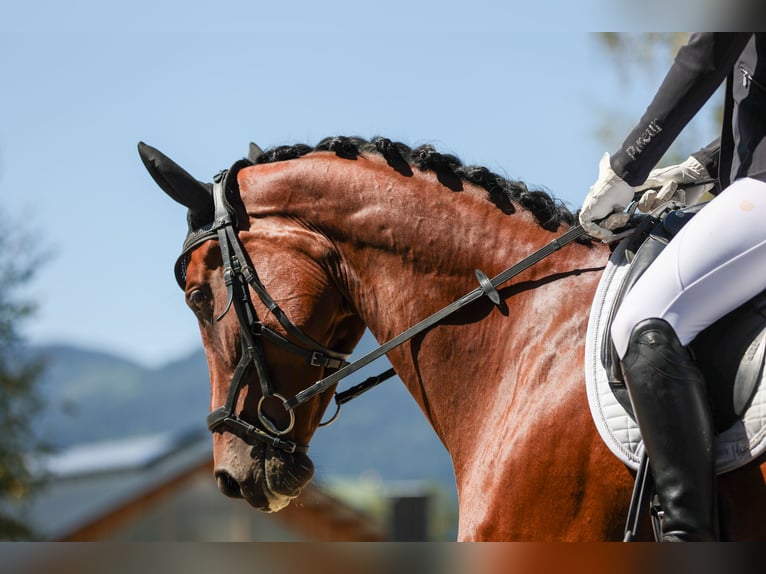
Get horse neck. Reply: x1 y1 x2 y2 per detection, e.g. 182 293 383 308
241 154 608 453
248 154 529 329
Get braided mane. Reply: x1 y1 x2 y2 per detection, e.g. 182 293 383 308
253 136 576 232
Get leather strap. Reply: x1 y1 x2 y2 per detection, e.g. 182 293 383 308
286 224 588 409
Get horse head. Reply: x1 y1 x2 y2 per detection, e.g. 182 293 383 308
138 142 365 512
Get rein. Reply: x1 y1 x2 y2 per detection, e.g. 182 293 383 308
302 181 719 418
286 223 588 410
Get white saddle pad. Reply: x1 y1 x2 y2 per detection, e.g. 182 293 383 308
584 239 766 473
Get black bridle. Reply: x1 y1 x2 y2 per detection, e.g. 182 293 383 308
177 168 589 455
175 169 351 454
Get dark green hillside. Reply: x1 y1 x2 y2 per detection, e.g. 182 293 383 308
34 345 209 447
31 337 456 490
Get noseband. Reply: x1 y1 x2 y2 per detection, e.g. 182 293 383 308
175 169 350 454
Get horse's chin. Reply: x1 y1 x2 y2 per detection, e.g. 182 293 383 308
240 479 293 513
215 443 314 513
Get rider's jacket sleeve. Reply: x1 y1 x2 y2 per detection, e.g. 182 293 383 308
610 33 753 187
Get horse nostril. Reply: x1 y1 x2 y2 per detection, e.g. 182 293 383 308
215 470 243 498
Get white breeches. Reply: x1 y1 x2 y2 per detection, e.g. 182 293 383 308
611 176 766 359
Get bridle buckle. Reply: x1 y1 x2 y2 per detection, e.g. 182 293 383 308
310 351 325 367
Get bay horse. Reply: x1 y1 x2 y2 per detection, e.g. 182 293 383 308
139 136 766 541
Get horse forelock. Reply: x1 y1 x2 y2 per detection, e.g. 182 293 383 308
251 136 578 233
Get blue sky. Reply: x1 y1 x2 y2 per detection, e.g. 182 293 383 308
1 2 717 366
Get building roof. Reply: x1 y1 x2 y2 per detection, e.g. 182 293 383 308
11 427 384 541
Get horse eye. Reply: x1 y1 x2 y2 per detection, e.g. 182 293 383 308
187 289 209 314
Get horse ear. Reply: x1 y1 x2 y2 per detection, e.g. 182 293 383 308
137 141 213 221
248 142 264 163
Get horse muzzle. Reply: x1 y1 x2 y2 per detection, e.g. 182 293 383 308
213 440 315 512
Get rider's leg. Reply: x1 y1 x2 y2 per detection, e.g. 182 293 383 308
611 176 766 541
621 317 718 541
612 176 766 357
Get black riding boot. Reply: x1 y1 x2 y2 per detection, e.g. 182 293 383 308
620 317 719 542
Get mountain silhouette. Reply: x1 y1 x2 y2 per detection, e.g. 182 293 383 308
32 340 456 489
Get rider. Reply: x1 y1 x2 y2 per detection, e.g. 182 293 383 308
580 33 766 541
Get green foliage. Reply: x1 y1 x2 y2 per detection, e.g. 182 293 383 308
597 33 691 78
322 475 458 541
0 213 47 539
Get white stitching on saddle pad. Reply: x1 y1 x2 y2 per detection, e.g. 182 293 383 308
585 239 766 473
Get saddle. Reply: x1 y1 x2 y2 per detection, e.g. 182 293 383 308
585 201 766 473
